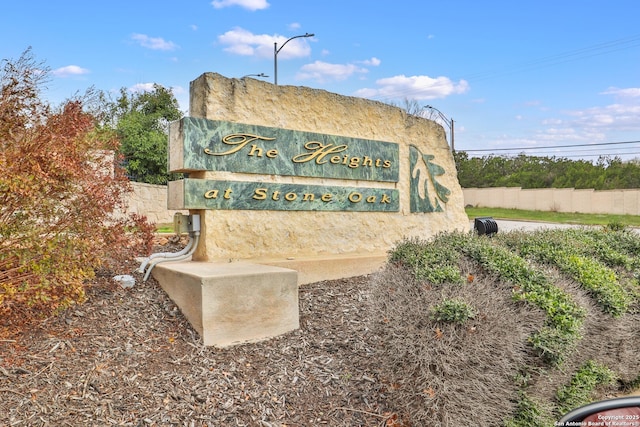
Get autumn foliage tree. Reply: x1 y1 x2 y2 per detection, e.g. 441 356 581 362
0 49 154 320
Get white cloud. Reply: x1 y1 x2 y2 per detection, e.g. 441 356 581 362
354 74 469 101
535 101 640 145
601 87 640 98
211 0 269 10
566 103 640 130
297 61 368 83
528 88 640 145
358 57 381 67
171 86 186 95
131 33 178 51
217 27 312 59
52 65 89 78
128 83 156 93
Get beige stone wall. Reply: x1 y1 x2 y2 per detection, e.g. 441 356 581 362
183 72 469 262
126 182 187 224
463 187 640 215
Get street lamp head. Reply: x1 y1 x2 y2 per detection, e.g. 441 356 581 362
274 32 316 85
242 73 269 79
423 105 454 152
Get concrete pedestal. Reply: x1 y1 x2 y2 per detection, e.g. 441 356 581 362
152 261 299 347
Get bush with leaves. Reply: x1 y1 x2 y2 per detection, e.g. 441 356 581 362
107 85 183 184
507 229 633 317
0 49 154 320
464 238 585 366
430 298 475 323
555 360 617 416
371 227 640 426
389 236 464 284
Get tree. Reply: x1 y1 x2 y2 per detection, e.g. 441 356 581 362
0 49 153 320
108 85 183 184
455 152 640 190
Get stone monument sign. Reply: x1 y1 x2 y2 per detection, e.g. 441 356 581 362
153 72 469 347
168 73 468 275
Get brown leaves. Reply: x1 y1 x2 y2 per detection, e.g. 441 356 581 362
1 51 154 321
434 327 444 339
384 411 411 426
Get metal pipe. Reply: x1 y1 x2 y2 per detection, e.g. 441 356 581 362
137 236 195 274
138 213 201 281
142 233 200 282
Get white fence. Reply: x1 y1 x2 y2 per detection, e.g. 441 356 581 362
463 187 640 216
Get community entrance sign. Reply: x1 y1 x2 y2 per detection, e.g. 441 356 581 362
169 117 400 212
154 72 469 347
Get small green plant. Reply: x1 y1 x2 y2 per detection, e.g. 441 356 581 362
430 298 475 323
389 237 464 284
504 392 555 427
556 360 617 416
604 220 627 232
561 254 631 317
528 326 581 366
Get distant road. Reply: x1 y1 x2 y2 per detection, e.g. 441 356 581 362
469 219 592 233
469 219 640 234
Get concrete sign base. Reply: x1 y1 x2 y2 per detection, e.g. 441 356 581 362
152 261 299 348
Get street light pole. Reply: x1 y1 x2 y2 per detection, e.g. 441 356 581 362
274 33 314 86
425 105 455 152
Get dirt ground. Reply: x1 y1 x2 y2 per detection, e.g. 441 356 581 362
2 237 637 427
0 242 400 427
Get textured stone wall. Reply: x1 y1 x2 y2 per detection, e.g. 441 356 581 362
179 72 469 262
126 182 186 224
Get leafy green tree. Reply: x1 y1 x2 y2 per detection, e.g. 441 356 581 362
109 85 183 184
455 151 640 190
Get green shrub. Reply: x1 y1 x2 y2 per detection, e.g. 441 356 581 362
604 220 626 232
430 298 475 323
504 229 633 316
389 237 464 284
465 239 585 365
560 254 631 317
556 360 617 416
504 392 555 427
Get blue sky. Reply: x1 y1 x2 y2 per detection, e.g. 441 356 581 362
2 0 639 160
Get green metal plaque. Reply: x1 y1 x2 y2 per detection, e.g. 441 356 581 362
172 117 399 182
176 178 399 212
409 145 451 212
